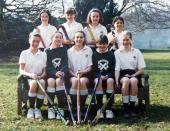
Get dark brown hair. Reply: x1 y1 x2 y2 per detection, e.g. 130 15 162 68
38 9 52 23
65 7 76 14
74 31 86 46
98 34 108 44
112 16 124 25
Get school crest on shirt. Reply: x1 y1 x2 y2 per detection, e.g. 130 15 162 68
133 55 136 60
85 54 89 58
52 58 61 68
98 59 109 71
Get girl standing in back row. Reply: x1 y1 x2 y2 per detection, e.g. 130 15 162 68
34 10 57 51
107 16 125 52
59 7 83 49
84 8 107 51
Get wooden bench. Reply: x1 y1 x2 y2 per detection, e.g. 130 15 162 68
17 72 149 115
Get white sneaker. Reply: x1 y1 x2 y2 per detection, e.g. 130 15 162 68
27 108 34 119
48 107 55 119
97 109 104 119
34 108 42 119
56 108 64 120
106 110 114 119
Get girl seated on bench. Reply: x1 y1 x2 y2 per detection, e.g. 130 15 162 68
114 31 146 118
92 34 115 119
67 31 93 114
45 31 68 119
19 32 47 119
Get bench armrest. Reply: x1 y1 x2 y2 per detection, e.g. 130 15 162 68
141 72 149 89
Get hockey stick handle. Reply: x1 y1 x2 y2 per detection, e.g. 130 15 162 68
61 77 76 125
83 72 101 122
77 73 81 123
36 80 68 124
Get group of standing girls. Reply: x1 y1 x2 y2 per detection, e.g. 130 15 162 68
19 7 146 120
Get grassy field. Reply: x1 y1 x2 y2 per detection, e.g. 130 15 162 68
0 51 170 131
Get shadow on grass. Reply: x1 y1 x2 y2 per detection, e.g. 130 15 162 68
87 104 170 126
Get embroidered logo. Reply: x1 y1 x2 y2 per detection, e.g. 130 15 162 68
85 54 88 58
52 58 61 68
133 56 136 60
98 59 109 71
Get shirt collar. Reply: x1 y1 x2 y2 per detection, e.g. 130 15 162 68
66 20 76 26
71 45 88 52
96 48 108 53
39 24 50 28
89 23 101 29
119 46 134 52
49 44 63 50
28 49 41 55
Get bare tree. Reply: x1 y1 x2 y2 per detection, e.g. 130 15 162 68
74 0 170 30
116 0 170 31
0 0 67 51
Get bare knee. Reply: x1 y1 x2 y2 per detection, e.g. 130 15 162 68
80 77 89 85
107 78 114 90
130 78 138 86
70 77 78 89
121 77 130 95
29 80 38 92
47 78 55 87
94 78 102 91
56 78 64 86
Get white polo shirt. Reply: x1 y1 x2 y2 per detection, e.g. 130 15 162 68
107 30 124 50
84 24 107 43
114 48 146 71
67 45 93 74
60 21 83 40
34 24 57 48
19 49 47 75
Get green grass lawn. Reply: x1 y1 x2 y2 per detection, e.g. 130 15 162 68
0 52 170 131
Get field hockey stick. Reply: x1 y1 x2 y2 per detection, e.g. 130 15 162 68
111 27 118 49
36 80 69 125
77 73 81 124
91 89 114 125
57 25 73 48
61 76 76 126
83 72 101 122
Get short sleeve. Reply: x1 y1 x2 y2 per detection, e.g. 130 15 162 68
87 47 93 66
102 26 108 35
42 52 47 68
137 49 146 69
114 51 120 71
67 49 71 68
19 51 26 64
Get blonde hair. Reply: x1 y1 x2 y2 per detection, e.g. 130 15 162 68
86 8 103 24
123 31 132 40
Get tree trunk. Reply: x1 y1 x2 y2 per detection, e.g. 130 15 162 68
0 0 6 41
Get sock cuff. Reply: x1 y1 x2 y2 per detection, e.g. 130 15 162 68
80 89 88 95
37 94 45 99
130 95 137 102
122 96 129 103
56 86 65 91
70 88 77 95
28 92 36 97
96 90 103 94
47 87 55 93
106 89 113 94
